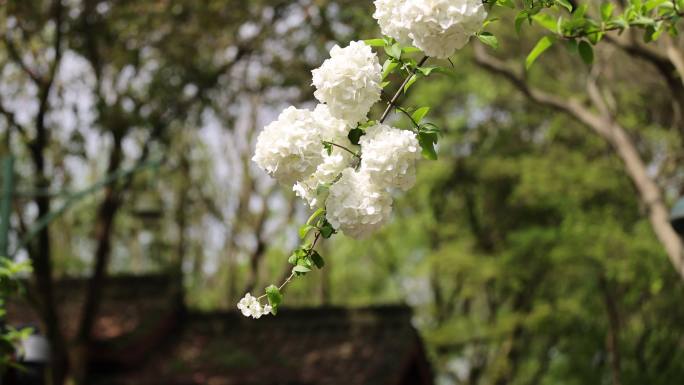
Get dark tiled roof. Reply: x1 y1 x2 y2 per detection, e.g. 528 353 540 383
7 274 182 364
7 276 432 385
93 305 432 385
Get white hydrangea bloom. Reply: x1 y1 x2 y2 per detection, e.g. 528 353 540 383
252 105 350 186
293 149 356 208
237 293 271 319
402 0 487 58
360 123 421 191
373 0 412 46
326 168 393 239
311 41 382 125
252 107 323 185
312 104 351 144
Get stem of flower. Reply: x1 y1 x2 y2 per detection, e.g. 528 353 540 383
379 55 429 124
322 141 360 158
382 99 420 131
257 231 322 301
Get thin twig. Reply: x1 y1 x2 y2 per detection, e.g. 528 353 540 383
560 11 684 40
258 231 322 300
322 141 360 157
379 56 429 123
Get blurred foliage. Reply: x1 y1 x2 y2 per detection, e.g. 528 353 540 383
1 1 683 385
0 257 32 372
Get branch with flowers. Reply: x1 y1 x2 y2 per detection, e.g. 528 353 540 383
235 0 684 318
237 0 489 319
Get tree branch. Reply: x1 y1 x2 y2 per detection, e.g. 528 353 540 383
472 44 684 280
379 56 429 123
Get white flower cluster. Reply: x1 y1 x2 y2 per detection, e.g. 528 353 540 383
373 0 487 58
293 150 353 209
359 123 421 191
237 293 272 319
253 40 427 240
326 168 393 239
252 105 351 185
311 41 383 125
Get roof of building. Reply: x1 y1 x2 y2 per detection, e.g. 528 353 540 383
7 275 433 385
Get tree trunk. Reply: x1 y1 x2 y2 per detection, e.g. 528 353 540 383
70 133 124 384
473 45 684 280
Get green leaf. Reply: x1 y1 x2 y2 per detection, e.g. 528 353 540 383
382 59 399 79
402 46 422 53
417 66 439 76
265 285 283 315
364 38 386 47
526 36 556 70
555 0 574 12
418 131 438 160
601 2 615 21
644 0 668 11
515 11 530 34
384 43 402 60
420 122 441 134
578 40 594 65
298 224 314 239
292 265 311 274
532 13 559 33
310 250 325 269
573 3 588 20
306 208 325 226
477 32 500 50
403 74 418 93
497 0 515 8
348 128 364 145
632 16 656 26
482 17 500 27
411 107 430 123
319 219 336 238
288 252 298 265
322 141 332 155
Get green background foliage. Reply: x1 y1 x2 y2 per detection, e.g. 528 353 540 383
1 0 683 384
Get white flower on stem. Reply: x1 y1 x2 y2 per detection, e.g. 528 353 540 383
252 105 350 186
326 168 393 239
374 0 487 59
237 293 271 319
293 149 356 208
360 123 421 191
403 0 487 58
313 104 351 144
312 41 382 125
373 0 413 46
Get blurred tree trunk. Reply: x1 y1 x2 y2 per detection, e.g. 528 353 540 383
473 44 684 281
17 1 71 383
70 130 124 384
599 274 623 385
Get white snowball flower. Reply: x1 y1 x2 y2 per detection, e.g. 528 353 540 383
378 0 487 59
312 104 351 144
404 0 487 58
293 149 356 208
237 293 271 319
360 123 421 191
373 0 412 46
312 41 382 125
253 105 350 186
326 168 393 239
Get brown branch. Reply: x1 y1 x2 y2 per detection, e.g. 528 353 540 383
599 274 623 385
2 35 44 86
472 44 684 280
379 56 429 123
